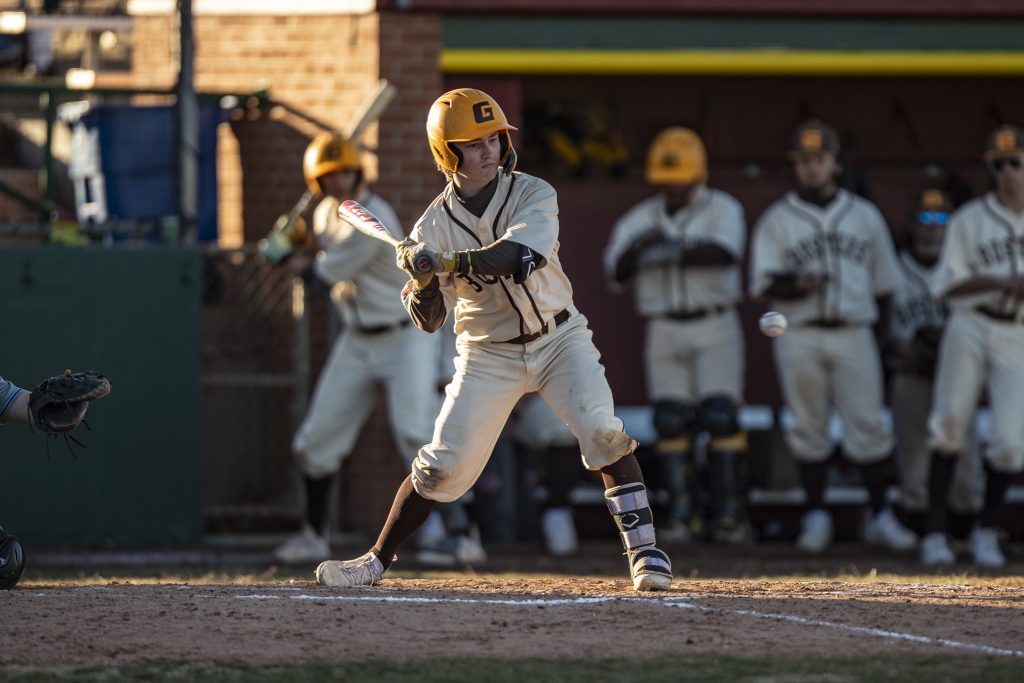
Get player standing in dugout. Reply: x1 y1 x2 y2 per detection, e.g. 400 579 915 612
603 127 751 545
749 120 917 554
922 124 1024 569
315 87 673 591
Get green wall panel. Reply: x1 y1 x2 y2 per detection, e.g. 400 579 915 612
0 247 202 544
445 15 1024 51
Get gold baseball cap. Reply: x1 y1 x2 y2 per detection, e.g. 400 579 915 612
789 119 841 157
984 124 1024 161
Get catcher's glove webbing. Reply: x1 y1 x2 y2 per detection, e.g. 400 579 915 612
28 370 112 455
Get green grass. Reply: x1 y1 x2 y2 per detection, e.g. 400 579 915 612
1 656 1022 683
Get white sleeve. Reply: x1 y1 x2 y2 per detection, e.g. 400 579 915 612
869 209 900 296
499 180 559 260
749 208 785 297
930 212 972 298
707 194 746 258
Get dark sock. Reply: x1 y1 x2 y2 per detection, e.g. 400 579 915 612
545 445 580 509
859 457 893 515
305 474 333 536
372 475 436 569
799 461 829 511
979 465 1013 528
600 452 645 490
926 452 957 534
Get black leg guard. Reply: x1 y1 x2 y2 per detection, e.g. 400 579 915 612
605 483 673 591
708 449 752 544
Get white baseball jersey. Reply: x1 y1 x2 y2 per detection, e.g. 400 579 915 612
293 192 440 477
890 250 947 342
930 192 1024 317
313 192 409 328
928 192 1024 472
749 189 898 462
411 171 574 343
603 187 746 314
750 189 901 324
407 171 636 502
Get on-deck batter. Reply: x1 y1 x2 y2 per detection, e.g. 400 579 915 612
922 124 1024 568
315 88 673 591
749 119 916 554
603 127 750 544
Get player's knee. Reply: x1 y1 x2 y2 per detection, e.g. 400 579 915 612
652 400 698 439
699 395 740 438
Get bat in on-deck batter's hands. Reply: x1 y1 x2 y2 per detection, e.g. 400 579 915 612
337 200 436 273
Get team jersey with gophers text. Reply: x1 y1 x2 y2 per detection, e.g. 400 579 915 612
410 171 575 343
749 189 900 324
930 192 1024 316
890 250 947 342
312 192 409 328
603 187 746 315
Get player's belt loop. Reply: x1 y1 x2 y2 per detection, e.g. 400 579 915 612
494 308 571 344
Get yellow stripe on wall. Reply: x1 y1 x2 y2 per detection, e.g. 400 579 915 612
442 49 1024 76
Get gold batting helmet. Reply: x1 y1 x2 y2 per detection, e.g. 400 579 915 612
426 88 518 175
646 127 707 185
983 124 1024 162
303 132 362 196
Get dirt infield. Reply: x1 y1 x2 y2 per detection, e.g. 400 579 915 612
3 544 1023 670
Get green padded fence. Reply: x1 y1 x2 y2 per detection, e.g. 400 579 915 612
0 246 202 544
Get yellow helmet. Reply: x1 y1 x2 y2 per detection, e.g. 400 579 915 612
426 88 518 175
303 132 362 195
646 127 707 185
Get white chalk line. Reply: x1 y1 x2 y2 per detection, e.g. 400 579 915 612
234 591 1024 658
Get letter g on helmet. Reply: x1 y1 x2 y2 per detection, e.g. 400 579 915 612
426 88 518 175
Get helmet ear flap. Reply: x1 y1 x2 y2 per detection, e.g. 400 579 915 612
447 142 464 172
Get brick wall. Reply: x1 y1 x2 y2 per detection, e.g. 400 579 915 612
127 8 444 533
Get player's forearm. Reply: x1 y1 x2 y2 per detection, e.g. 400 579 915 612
0 381 30 425
401 278 447 333
680 243 736 266
945 275 1016 298
454 240 523 277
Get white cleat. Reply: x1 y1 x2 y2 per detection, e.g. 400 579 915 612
272 525 330 564
541 507 579 557
919 532 955 567
315 551 385 587
796 509 833 554
628 546 673 592
968 527 1006 568
864 508 917 552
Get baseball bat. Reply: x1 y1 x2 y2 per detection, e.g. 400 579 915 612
337 200 435 273
347 80 398 142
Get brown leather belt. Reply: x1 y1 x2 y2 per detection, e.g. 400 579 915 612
356 320 411 335
663 305 729 322
496 309 571 344
975 305 1024 324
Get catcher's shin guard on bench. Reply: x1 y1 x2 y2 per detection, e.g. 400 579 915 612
605 483 673 591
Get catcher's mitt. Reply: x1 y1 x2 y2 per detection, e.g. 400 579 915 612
28 370 112 453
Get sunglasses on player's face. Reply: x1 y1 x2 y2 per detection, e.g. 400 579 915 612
990 156 1024 172
917 211 949 226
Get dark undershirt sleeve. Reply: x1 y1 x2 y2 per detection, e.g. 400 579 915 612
680 243 737 266
459 240 544 277
401 277 447 333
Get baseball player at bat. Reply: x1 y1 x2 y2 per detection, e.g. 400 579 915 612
921 124 1024 568
749 119 915 554
316 88 672 591
273 132 483 566
604 127 751 545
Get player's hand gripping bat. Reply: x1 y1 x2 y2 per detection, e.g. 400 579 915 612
337 200 435 273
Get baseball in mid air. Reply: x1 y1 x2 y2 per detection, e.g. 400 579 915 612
759 311 788 338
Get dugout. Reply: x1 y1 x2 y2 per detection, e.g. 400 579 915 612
4 0 1024 544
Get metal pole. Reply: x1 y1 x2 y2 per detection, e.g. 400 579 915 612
176 0 198 244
